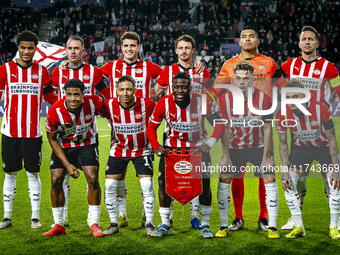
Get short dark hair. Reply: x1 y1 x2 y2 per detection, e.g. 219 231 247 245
64 79 85 92
300 26 318 40
121 31 140 45
17 30 39 46
175 35 195 48
284 80 304 89
172 71 191 83
117 75 135 87
241 26 257 37
233 61 254 75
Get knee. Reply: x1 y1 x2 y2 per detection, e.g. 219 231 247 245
87 175 99 190
51 175 63 190
158 180 165 194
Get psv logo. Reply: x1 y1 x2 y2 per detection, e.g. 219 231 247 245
174 160 192 174
83 75 90 80
32 74 39 80
135 68 143 74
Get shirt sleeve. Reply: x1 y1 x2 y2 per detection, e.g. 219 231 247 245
0 65 7 96
51 69 59 89
45 107 58 133
99 61 112 78
156 66 170 89
41 66 51 88
151 62 163 79
150 98 165 125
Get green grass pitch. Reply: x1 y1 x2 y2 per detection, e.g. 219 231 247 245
0 117 339 254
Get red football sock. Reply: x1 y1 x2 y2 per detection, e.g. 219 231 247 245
258 178 268 220
231 177 244 221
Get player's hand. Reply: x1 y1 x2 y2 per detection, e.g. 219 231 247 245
219 156 233 168
59 60 69 70
281 172 291 192
261 158 275 174
329 170 340 191
193 61 205 73
155 146 167 157
198 143 211 153
65 163 80 179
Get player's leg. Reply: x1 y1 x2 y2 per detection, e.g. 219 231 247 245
151 155 172 237
117 168 128 227
103 156 128 235
0 135 22 229
62 174 71 226
135 155 155 236
190 196 201 229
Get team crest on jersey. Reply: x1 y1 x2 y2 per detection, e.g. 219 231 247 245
259 65 265 70
313 69 321 75
50 160 53 166
106 165 109 171
85 114 92 120
83 75 90 80
310 120 318 126
135 113 142 120
174 161 192 174
32 74 39 80
191 113 198 118
135 68 143 74
193 74 200 79
2 162 5 168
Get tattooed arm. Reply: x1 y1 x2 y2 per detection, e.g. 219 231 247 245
325 127 340 190
278 132 291 192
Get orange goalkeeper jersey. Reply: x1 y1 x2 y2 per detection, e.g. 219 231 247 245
215 53 277 97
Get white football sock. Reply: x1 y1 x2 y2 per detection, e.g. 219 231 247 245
217 182 230 227
3 171 18 219
52 207 64 227
285 172 303 228
27 171 41 220
63 174 71 219
297 177 307 210
141 188 146 219
190 196 200 219
323 176 330 204
105 179 118 224
117 179 127 218
327 172 340 229
170 198 174 219
140 177 155 225
89 205 101 226
265 182 279 229
159 207 171 226
200 205 212 226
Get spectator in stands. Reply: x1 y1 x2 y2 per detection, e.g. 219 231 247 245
238 17 245 34
198 21 205 33
89 51 97 66
182 19 191 30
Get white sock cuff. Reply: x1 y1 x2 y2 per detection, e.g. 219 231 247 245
26 171 39 179
289 171 300 179
105 179 118 191
200 205 212 214
117 179 126 188
159 207 171 214
264 182 278 190
4 172 18 184
218 182 230 190
140 177 153 195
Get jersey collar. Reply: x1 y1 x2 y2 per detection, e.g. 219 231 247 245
14 59 33 70
178 63 193 71
123 59 139 66
301 57 320 64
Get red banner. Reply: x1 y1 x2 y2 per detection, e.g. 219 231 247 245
165 149 202 205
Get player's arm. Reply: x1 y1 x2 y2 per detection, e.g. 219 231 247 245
150 85 167 99
272 65 288 89
329 75 340 99
58 60 69 70
46 131 80 179
262 121 275 169
95 79 110 99
43 83 58 105
193 60 206 73
219 122 233 169
278 131 291 192
324 125 340 190
150 63 166 99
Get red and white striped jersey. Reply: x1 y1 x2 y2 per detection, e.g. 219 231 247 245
45 95 103 148
100 96 155 157
150 93 220 148
280 57 339 105
221 87 272 149
157 63 211 94
51 62 103 99
276 101 332 147
0 60 51 138
99 59 163 98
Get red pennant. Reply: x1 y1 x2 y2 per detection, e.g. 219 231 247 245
165 149 202 205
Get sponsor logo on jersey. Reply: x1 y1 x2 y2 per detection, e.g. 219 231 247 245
11 74 18 78
310 120 318 126
85 114 92 120
116 69 122 74
112 123 144 134
32 74 39 80
174 160 192 174
259 65 265 70
313 69 321 75
170 113 176 118
83 74 90 80
135 113 142 119
135 68 143 74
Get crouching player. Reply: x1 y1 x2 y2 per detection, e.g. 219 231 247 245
277 81 340 239
217 61 280 239
100 75 156 236
147 72 225 239
43 79 105 237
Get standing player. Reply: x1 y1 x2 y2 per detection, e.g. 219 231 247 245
277 81 340 239
156 35 210 229
273 26 340 230
99 31 164 228
0 31 56 229
147 72 225 238
215 26 277 231
43 79 105 237
51 35 110 227
216 61 280 239
100 75 156 236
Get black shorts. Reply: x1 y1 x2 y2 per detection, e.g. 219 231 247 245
221 147 275 177
158 147 211 182
50 144 99 170
105 155 153 176
289 146 336 177
1 135 42 173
